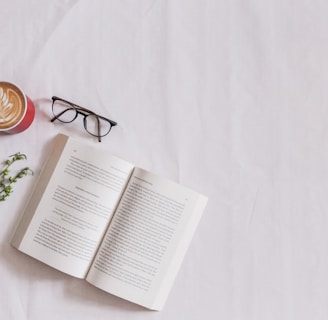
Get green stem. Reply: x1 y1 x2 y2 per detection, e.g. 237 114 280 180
0 153 32 201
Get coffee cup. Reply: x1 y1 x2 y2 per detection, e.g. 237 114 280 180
0 81 35 134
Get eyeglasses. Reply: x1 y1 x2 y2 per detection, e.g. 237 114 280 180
50 96 117 142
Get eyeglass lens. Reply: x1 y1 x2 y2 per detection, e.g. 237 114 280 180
84 114 112 137
52 100 77 123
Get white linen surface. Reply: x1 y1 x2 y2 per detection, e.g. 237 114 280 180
1 0 328 319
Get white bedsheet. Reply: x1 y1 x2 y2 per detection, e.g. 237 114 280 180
1 0 328 319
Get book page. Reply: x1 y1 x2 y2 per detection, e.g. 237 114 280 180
11 134 134 278
86 168 207 310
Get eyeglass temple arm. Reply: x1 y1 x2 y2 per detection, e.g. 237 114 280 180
96 116 101 142
52 96 93 114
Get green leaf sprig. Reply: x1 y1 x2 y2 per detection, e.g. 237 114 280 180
0 152 33 201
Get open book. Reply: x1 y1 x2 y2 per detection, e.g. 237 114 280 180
11 134 208 310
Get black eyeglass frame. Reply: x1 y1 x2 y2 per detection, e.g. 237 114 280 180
51 96 117 142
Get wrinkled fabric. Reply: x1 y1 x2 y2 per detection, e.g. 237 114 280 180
1 0 328 319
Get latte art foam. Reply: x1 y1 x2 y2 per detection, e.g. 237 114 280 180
0 82 25 129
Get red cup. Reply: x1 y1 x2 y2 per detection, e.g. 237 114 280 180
0 81 35 134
